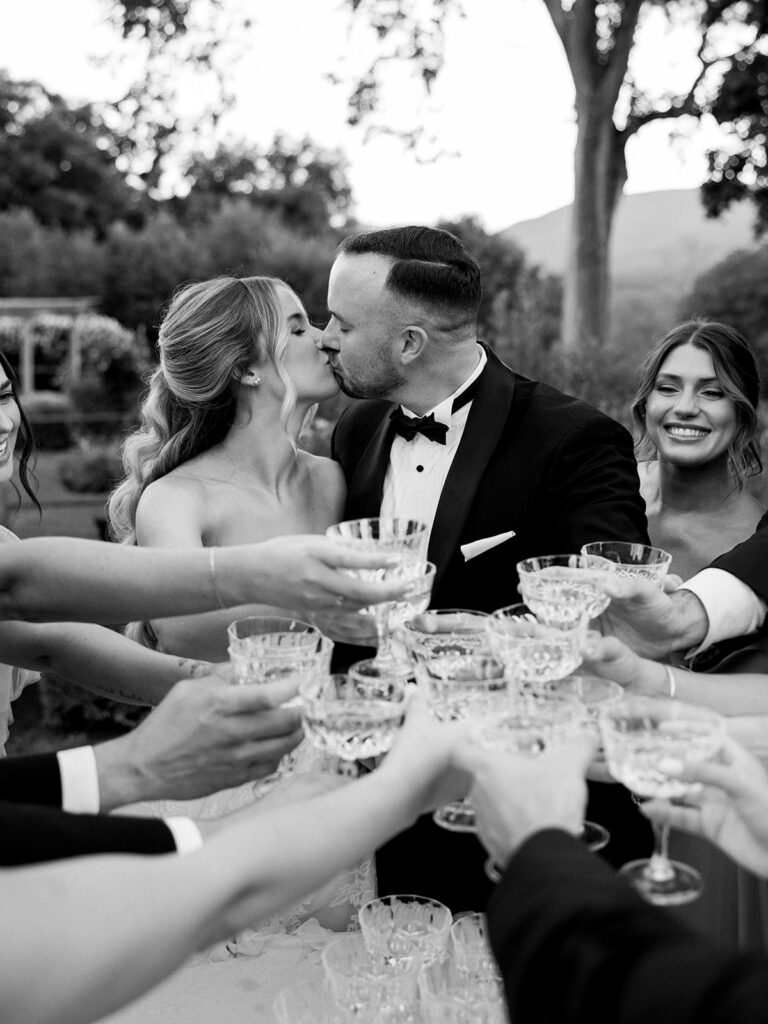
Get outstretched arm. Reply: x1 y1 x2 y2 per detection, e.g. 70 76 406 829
0 535 405 624
0 698 466 1024
0 620 214 706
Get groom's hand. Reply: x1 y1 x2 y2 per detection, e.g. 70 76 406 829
94 675 303 811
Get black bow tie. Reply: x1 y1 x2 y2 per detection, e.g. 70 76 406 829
389 370 484 445
390 408 449 444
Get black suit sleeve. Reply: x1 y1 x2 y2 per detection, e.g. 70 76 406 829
710 512 768 604
487 829 768 1024
0 801 178 865
546 413 649 550
0 752 64 806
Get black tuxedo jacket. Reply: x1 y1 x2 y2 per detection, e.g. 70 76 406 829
0 752 176 865
332 345 649 612
488 829 768 1024
333 345 651 911
689 511 768 672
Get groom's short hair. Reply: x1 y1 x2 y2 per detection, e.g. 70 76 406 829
337 226 482 323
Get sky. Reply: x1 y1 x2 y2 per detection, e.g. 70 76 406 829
0 0 728 233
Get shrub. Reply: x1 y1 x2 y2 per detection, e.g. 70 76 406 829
23 390 73 451
37 672 149 735
58 440 122 493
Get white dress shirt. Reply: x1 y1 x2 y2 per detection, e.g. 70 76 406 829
681 568 767 653
56 746 202 852
381 347 487 544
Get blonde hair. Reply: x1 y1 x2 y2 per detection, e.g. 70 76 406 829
108 276 300 646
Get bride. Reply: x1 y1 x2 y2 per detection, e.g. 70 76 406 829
108 275 373 933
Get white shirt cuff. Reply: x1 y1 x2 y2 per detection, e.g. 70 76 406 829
57 746 100 813
164 817 204 853
681 568 767 655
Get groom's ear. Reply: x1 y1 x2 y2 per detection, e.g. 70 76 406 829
398 325 428 365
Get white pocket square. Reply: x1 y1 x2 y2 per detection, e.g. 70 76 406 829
461 530 516 562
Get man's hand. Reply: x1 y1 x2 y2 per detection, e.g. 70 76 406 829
597 577 709 659
94 675 303 811
456 733 596 870
226 536 408 614
642 735 768 879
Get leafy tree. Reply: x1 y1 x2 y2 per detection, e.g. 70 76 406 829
101 213 203 337
678 244 768 363
437 217 562 359
0 73 141 235
101 0 250 192
175 135 354 233
0 210 104 297
338 1 768 352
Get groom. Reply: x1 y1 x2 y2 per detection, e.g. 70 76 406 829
319 225 650 911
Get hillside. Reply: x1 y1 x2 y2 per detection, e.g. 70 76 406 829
499 189 760 344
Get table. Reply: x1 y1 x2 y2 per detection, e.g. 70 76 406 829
95 920 332 1024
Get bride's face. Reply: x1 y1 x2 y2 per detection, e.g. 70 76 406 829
276 285 339 403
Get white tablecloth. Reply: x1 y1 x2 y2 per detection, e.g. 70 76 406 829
96 920 332 1024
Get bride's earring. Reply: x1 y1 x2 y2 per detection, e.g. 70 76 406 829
242 372 261 387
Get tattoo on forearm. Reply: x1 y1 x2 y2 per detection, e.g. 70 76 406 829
179 659 214 678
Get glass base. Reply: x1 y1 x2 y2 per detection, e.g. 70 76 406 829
433 800 477 833
620 856 703 906
581 820 610 853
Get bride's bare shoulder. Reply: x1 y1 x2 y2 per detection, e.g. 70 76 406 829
135 469 209 542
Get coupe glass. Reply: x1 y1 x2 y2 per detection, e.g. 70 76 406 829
325 517 430 671
299 669 407 777
226 616 333 793
600 695 726 905
402 608 491 665
322 932 421 1023
517 554 616 627
359 894 452 968
415 653 511 831
486 603 585 689
581 541 672 588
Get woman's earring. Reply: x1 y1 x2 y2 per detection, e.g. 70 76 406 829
242 373 261 387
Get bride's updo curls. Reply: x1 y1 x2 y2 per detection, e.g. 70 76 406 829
108 275 295 545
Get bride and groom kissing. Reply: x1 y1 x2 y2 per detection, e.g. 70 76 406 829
110 222 649 913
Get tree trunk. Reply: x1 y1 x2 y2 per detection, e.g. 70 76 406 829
562 98 627 351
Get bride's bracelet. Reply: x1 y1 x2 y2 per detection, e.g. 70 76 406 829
208 547 227 610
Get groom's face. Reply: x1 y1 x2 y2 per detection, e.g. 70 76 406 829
322 253 407 400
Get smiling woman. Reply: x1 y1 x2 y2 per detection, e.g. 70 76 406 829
631 319 763 580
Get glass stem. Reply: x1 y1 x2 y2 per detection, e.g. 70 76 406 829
646 818 675 882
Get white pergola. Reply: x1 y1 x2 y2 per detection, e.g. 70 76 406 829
0 297 99 396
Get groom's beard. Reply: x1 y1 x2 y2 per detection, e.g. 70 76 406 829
331 350 406 401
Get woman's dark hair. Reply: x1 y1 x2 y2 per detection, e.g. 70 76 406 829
631 319 762 485
0 351 40 516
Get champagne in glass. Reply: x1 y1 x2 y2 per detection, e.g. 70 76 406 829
600 695 725 905
326 517 430 671
300 670 407 776
517 554 615 627
581 541 672 588
487 603 584 689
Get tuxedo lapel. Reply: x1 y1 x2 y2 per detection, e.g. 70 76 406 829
428 349 516 589
345 409 396 519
